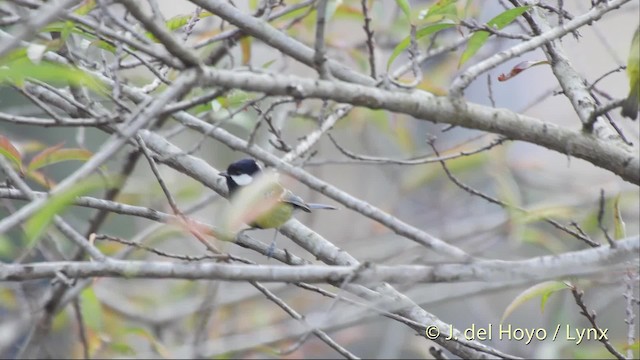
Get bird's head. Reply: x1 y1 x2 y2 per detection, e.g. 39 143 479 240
219 158 262 194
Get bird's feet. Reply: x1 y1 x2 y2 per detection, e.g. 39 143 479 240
266 242 276 258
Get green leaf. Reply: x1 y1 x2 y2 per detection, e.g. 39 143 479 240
40 21 112 53
28 143 93 171
261 59 277 69
459 5 531 66
625 340 640 351
60 21 75 41
219 89 252 109
41 21 116 53
145 11 213 42
419 0 459 22
501 281 568 323
74 0 96 16
395 0 411 19
516 206 574 224
612 194 626 240
0 134 23 171
110 342 135 355
387 22 455 69
80 286 104 331
24 175 109 244
0 57 104 92
0 234 15 259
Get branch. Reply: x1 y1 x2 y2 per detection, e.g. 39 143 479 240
0 71 198 236
0 156 107 262
360 0 376 79
118 0 201 67
449 0 632 96
282 104 351 162
1 236 637 283
192 67 639 184
138 129 472 261
132 132 499 358
525 4 616 138
570 284 626 360
0 112 109 126
64 9 185 69
313 0 331 78
189 0 375 86
0 0 81 59
250 281 359 359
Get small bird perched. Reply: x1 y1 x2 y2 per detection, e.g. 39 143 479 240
621 25 639 120
219 158 337 256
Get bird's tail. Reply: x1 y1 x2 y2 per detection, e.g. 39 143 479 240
307 203 338 210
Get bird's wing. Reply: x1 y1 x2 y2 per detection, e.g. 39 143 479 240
280 189 311 213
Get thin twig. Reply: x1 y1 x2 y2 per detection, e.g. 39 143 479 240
588 93 632 146
251 281 359 359
597 189 616 247
623 269 638 359
426 137 600 247
72 299 90 359
136 134 221 254
95 234 225 261
360 0 376 79
459 19 531 40
328 133 508 165
247 97 295 149
588 66 626 90
283 104 351 162
569 284 626 360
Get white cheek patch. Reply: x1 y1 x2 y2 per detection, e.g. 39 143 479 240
231 174 253 186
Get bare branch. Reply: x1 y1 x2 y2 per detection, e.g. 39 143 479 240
570 284 626 360
192 67 639 184
0 156 107 261
118 0 201 67
190 0 375 85
0 0 81 59
360 0 377 79
450 0 632 96
427 138 600 247
313 0 331 79
0 71 197 236
1 236 637 283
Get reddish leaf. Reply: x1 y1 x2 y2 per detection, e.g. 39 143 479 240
498 60 549 82
0 134 23 170
28 143 93 171
28 142 64 169
26 169 57 189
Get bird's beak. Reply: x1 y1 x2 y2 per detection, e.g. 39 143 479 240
219 171 228 177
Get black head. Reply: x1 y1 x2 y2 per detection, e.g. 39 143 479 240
220 158 262 194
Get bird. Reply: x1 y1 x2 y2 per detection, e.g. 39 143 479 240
219 158 337 256
621 25 639 120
